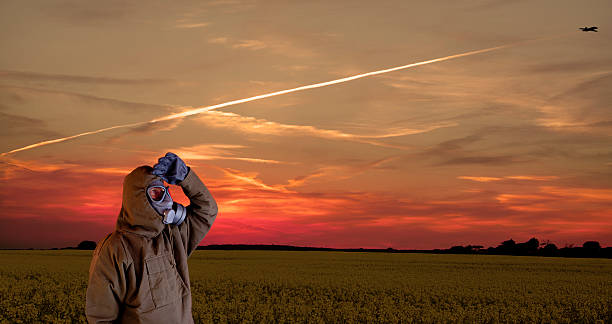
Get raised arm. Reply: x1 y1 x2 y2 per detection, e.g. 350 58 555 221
152 152 218 257
177 168 218 256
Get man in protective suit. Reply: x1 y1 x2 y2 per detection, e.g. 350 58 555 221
86 152 218 323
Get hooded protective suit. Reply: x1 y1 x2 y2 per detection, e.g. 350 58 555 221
86 166 218 323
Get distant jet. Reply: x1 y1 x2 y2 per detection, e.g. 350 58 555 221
579 26 598 32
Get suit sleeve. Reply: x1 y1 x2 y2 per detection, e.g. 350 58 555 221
85 236 130 324
177 168 219 257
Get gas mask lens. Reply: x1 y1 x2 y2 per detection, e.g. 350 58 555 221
146 182 186 225
147 185 168 202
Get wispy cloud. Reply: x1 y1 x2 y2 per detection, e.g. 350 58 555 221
274 65 311 72
197 110 454 149
539 186 612 201
232 39 267 50
209 35 317 58
204 0 256 13
208 37 229 44
527 59 612 74
0 111 62 138
104 118 183 144
174 22 210 29
1 158 79 180
285 156 398 188
496 186 612 213
1 156 144 180
505 175 559 181
458 175 559 182
0 70 174 85
438 155 528 166
218 167 291 193
467 0 529 11
175 144 286 164
536 72 612 132
191 153 398 195
44 1 137 25
0 85 175 113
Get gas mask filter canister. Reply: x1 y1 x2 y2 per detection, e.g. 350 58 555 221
163 203 187 225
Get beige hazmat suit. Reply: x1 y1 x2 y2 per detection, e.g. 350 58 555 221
86 166 218 323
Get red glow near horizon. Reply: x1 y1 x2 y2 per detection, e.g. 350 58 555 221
1 161 610 250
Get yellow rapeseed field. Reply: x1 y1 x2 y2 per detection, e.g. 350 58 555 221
0 250 610 323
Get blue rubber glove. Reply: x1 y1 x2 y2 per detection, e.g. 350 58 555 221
152 152 190 185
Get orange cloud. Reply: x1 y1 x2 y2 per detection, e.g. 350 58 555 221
458 175 559 183
505 176 559 181
539 186 612 201
92 168 132 175
495 185 612 216
457 176 503 182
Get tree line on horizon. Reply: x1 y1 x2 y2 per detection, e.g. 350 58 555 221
65 237 611 258
443 238 610 258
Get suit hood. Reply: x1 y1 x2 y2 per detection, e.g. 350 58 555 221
116 165 165 237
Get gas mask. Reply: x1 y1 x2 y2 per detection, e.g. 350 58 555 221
146 180 187 225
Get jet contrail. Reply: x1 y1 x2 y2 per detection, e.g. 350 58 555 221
0 36 559 156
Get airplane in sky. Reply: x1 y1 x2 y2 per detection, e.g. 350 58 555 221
579 26 598 32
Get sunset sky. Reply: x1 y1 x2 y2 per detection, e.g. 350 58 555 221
1 0 611 249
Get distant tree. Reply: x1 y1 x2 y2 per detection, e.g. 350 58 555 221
501 239 516 248
526 238 539 251
581 241 601 258
449 245 468 253
511 238 540 256
541 243 559 256
77 240 97 250
582 241 601 249
496 239 516 254
446 245 484 254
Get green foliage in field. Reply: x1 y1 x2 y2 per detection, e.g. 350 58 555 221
0 250 610 323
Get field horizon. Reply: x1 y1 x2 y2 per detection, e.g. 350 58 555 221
6 236 609 259
1 250 610 323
